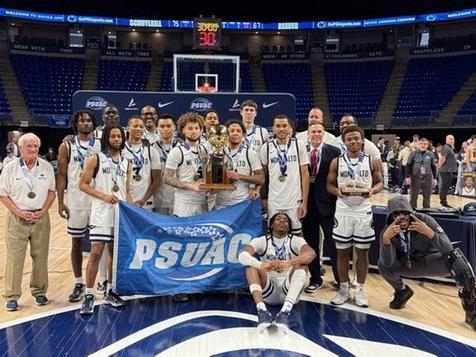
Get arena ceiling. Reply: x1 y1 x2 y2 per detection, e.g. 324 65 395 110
1 0 475 22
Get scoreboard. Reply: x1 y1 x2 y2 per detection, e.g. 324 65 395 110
194 18 221 49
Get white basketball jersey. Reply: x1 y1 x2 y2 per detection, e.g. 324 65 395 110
260 138 309 210
90 152 129 227
154 139 180 210
122 142 161 209
66 136 101 209
336 153 373 214
165 143 208 205
215 145 262 207
250 234 306 284
245 125 269 153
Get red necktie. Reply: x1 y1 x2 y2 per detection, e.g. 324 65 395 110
310 148 318 174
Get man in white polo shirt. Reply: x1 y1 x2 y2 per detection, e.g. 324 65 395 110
0 133 56 311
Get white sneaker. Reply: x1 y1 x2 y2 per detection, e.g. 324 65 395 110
354 287 369 308
331 288 351 305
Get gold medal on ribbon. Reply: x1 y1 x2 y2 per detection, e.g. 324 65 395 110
134 175 142 181
27 191 36 199
193 173 200 181
112 184 120 192
279 175 286 182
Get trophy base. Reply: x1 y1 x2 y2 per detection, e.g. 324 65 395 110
199 183 236 191
343 187 368 196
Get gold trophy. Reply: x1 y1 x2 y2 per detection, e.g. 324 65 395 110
342 179 368 196
200 124 235 190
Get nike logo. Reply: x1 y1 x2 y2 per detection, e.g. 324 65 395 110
158 101 174 108
262 102 278 109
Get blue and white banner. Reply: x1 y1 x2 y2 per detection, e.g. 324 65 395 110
113 199 263 295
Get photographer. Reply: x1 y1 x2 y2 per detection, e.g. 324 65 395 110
378 196 476 330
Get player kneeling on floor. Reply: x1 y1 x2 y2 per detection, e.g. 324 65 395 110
237 212 316 334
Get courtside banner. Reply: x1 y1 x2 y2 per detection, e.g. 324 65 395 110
113 199 263 295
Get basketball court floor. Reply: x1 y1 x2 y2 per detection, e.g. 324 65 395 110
0 192 475 356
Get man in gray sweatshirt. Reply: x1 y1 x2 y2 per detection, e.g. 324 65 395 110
378 195 476 330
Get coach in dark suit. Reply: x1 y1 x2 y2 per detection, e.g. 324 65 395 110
301 123 341 292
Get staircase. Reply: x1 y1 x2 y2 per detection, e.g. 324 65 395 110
249 56 266 92
0 49 31 123
310 55 331 128
82 49 100 90
433 69 476 126
374 55 409 128
145 55 163 91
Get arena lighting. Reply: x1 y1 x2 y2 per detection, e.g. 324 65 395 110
1 6 476 30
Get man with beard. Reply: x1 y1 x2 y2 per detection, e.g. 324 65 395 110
163 112 209 217
141 105 160 145
378 196 476 330
57 110 101 303
79 124 132 315
94 105 120 139
327 125 383 308
214 120 264 210
123 115 161 211
336 115 380 159
240 100 269 153
238 212 316 334
153 114 181 215
295 107 338 147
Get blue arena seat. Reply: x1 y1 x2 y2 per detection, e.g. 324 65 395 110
10 53 84 115
97 59 151 91
325 60 393 124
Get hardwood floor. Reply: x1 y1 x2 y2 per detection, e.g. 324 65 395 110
0 192 475 339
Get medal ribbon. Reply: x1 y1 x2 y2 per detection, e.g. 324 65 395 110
343 152 364 180
75 136 96 170
273 139 292 177
19 158 39 193
125 142 145 176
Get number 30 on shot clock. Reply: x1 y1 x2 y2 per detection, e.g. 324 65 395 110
194 18 221 49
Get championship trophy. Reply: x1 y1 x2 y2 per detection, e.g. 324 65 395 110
342 179 369 196
199 124 235 190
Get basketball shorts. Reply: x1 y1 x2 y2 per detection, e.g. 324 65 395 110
332 211 375 250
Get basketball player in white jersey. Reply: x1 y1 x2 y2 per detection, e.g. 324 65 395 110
215 120 264 209
141 105 160 145
261 115 309 235
94 105 120 140
327 125 383 307
238 212 316 333
57 110 101 303
240 100 269 153
336 114 380 159
163 112 209 217
295 107 338 147
153 114 181 215
79 124 132 315
123 115 161 211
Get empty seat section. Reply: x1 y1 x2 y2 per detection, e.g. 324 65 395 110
98 59 151 91
325 60 393 123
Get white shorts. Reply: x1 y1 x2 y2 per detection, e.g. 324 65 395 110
332 212 375 250
173 201 208 217
67 208 90 238
142 199 154 211
89 226 114 242
267 206 302 235
262 277 299 305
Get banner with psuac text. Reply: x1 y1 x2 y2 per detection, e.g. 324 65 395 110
113 199 263 295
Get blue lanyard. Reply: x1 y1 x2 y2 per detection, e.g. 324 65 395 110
125 142 145 176
398 232 411 262
224 144 244 171
75 136 95 170
343 152 365 180
19 158 39 192
105 151 123 184
273 139 292 176
271 235 289 260
244 125 258 148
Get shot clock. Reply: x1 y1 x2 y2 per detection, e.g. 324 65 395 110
194 18 221 49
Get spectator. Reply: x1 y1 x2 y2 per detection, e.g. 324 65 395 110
438 135 457 208
43 147 57 162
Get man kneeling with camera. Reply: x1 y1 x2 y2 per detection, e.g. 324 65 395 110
378 195 476 330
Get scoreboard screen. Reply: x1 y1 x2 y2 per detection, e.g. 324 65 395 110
194 18 221 49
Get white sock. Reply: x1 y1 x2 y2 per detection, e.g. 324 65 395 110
356 282 364 290
282 269 306 313
257 302 266 311
86 287 94 295
107 283 113 292
340 281 350 291
75 277 83 284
